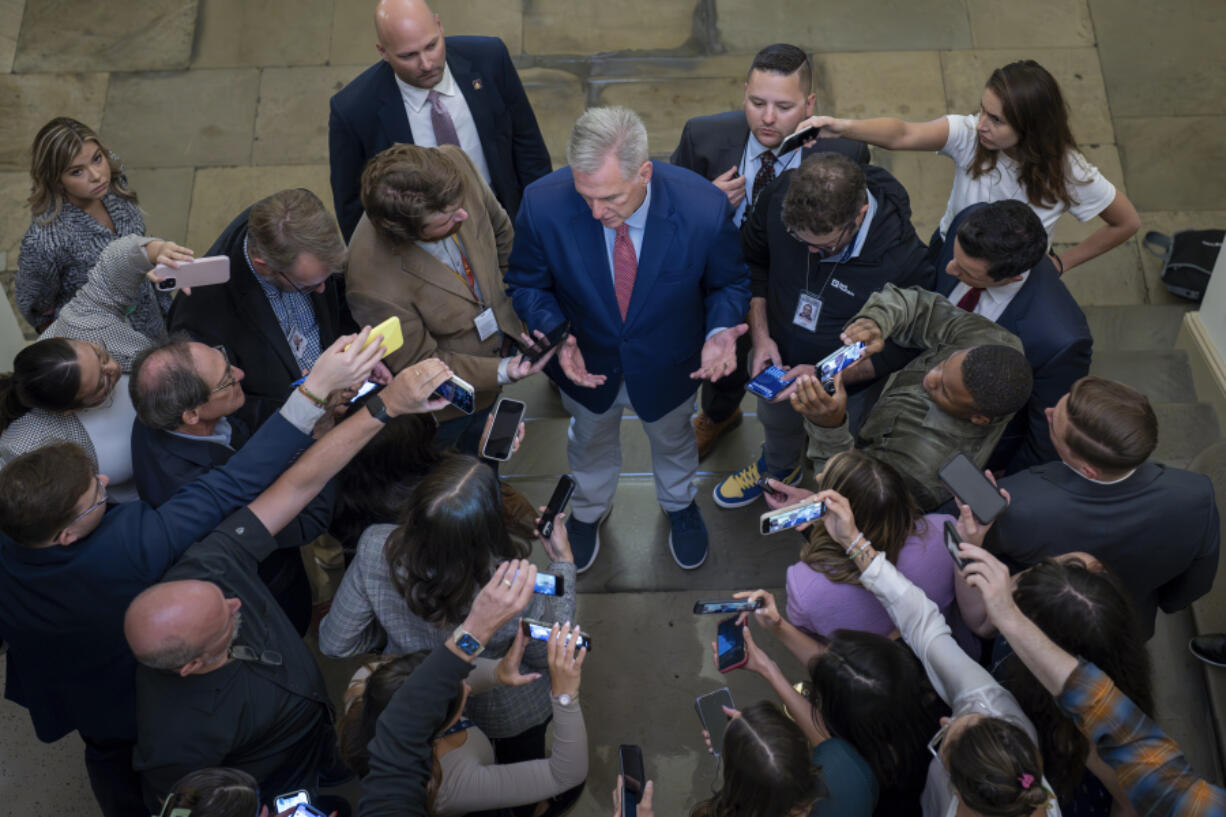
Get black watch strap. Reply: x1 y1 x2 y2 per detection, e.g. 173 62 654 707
365 393 390 423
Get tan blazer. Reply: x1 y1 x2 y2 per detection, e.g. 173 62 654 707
346 146 522 418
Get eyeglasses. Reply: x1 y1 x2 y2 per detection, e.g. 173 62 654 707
65 476 107 529
788 223 853 256
272 266 331 296
210 345 237 394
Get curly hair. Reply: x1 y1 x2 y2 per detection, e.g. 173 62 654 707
961 345 1032 419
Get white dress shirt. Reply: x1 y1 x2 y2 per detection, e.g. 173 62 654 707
735 132 803 225
396 64 492 184
948 271 1029 323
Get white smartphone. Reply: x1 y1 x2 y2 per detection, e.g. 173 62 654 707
152 255 231 292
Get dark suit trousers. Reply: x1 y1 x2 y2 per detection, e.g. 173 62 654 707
82 735 145 817
699 330 752 422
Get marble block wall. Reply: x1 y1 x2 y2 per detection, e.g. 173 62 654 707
1 0 1225 334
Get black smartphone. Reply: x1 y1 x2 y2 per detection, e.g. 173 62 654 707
521 617 591 651
692 598 763 615
695 687 735 757
433 374 475 415
522 320 571 364
943 521 966 569
536 475 576 539
778 124 821 156
619 744 645 817
480 397 526 461
533 572 565 596
755 477 784 500
937 452 1007 524
716 615 747 673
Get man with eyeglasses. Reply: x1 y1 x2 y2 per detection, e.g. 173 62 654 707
128 335 338 636
0 329 386 817
712 152 934 509
169 188 384 431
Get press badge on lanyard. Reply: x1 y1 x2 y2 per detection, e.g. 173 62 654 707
473 308 499 341
793 291 822 332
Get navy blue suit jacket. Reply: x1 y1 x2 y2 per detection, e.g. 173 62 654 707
328 36 552 240
505 162 751 422
0 411 312 743
937 205 1092 473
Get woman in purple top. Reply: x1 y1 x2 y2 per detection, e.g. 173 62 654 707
775 451 977 655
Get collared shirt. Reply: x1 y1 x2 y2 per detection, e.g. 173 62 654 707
1062 460 1139 485
835 188 877 263
396 64 492 184
735 132 804 225
243 236 322 371
600 182 652 281
1059 660 1226 817
417 235 485 302
167 416 235 449
949 270 1030 323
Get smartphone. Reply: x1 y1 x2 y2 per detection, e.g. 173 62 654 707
695 687 735 756
943 521 966 570
534 572 565 596
360 316 404 360
274 791 310 812
522 617 591 652
937 452 1007 524
152 255 231 292
693 598 763 615
522 320 571 364
480 397 526 461
817 342 866 394
745 365 796 400
778 124 821 156
348 378 384 406
536 475 576 539
755 476 784 499
290 806 328 817
619 744 645 817
716 615 747 672
759 496 824 535
432 374 475 414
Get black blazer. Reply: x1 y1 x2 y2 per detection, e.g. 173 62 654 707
936 203 1093 473
670 109 871 184
328 36 552 240
988 461 1220 639
167 207 355 430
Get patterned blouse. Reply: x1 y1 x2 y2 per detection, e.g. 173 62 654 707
17 190 170 339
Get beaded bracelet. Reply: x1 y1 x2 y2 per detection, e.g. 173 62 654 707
846 532 865 553
297 383 328 407
849 540 873 561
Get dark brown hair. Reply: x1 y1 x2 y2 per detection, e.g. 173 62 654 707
160 767 259 817
800 451 924 584
384 454 528 625
947 717 1050 816
747 43 813 95
360 144 465 246
1063 375 1158 471
28 117 137 223
0 338 83 433
246 188 346 276
0 441 95 547
971 60 1078 210
782 153 867 236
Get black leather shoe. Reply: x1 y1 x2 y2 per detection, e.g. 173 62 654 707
1189 634 1226 667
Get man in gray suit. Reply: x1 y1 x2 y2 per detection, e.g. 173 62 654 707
670 43 869 459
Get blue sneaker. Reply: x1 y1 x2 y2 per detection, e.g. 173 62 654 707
565 507 610 574
667 501 708 570
713 452 803 509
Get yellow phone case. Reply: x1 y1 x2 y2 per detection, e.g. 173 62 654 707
361 316 404 359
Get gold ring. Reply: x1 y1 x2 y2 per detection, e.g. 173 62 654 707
503 579 513 587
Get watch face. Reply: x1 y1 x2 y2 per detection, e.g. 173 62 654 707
455 632 481 655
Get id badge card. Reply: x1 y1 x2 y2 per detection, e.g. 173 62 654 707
793 291 822 332
473 307 499 341
287 327 309 361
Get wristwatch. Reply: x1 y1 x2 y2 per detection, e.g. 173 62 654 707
365 393 390 424
451 626 484 658
552 692 577 706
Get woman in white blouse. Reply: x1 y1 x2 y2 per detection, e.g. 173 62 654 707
796 59 1139 275
813 487 1061 817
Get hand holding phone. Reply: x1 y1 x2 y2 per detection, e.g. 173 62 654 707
715 615 748 672
695 688 735 756
692 598 764 615
432 373 476 414
520 320 571 365
778 124 821 156
536 475 576 540
152 255 230 292
937 453 1008 524
759 496 824 535
480 397 526 461
745 365 797 400
817 342 866 395
619 745 646 817
943 521 966 569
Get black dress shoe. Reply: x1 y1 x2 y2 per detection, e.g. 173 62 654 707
1189 634 1226 667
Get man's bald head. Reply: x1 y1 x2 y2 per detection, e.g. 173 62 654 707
374 0 446 88
125 580 242 677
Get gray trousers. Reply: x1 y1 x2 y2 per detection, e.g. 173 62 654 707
757 395 806 474
559 381 698 522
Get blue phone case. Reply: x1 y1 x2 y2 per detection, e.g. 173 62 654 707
745 365 795 400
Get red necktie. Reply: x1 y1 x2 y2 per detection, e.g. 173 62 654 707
613 224 637 320
956 286 984 312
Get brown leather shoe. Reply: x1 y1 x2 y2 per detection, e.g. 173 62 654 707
501 480 540 540
693 409 743 460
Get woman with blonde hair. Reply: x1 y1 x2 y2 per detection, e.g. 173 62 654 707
18 116 169 336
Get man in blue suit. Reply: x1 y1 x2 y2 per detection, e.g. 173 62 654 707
935 200 1092 473
505 107 751 572
329 0 552 240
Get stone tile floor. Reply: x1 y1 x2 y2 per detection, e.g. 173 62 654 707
1 0 1225 813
